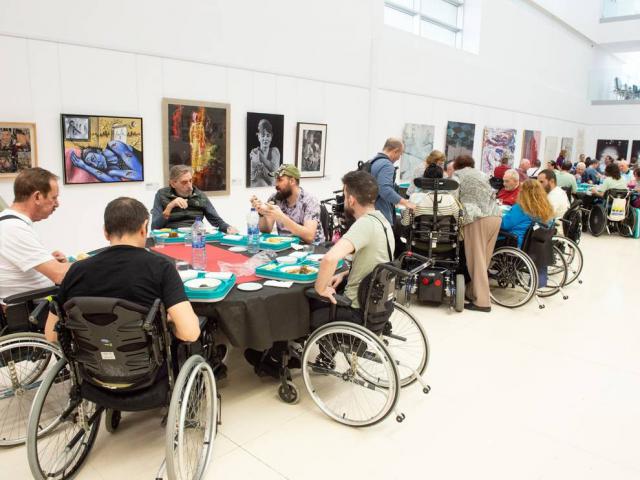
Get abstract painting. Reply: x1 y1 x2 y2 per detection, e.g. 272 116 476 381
246 112 284 188
596 139 629 162
561 137 574 161
61 114 143 184
521 130 541 163
295 122 327 178
163 99 230 195
544 136 559 163
480 127 516 174
400 123 435 182
445 121 475 163
0 122 37 178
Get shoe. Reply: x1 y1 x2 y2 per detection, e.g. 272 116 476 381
214 344 228 365
243 348 280 380
465 302 491 312
213 362 228 381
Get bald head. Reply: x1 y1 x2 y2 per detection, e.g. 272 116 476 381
503 169 520 191
382 137 404 162
520 159 531 171
619 160 629 173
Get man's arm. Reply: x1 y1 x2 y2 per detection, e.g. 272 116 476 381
203 197 231 233
166 301 200 342
150 192 168 229
264 205 317 243
314 238 355 302
377 163 414 209
34 259 70 285
258 214 276 234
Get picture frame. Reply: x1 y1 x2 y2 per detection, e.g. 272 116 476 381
0 122 37 178
295 122 327 178
61 114 144 185
246 112 284 187
163 98 230 195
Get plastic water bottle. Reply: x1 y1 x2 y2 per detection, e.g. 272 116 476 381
191 217 207 270
247 208 260 254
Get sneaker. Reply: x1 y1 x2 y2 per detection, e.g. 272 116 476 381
214 344 228 365
244 348 280 380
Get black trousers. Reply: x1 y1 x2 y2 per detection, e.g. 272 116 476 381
308 278 364 330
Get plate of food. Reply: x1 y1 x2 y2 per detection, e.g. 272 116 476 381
281 265 318 275
263 236 290 244
184 278 222 290
157 231 183 239
276 256 297 265
154 228 172 233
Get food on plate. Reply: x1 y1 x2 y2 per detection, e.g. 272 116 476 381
282 265 318 275
168 231 179 238
264 237 288 244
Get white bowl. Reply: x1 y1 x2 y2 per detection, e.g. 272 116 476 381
276 256 297 265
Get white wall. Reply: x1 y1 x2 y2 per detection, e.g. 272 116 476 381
0 0 626 254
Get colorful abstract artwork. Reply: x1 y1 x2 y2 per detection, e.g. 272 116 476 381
521 130 541 164
0 123 36 178
61 114 143 184
480 127 516 174
445 121 475 163
163 99 230 195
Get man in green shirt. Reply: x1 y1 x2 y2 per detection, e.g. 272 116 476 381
555 160 578 194
312 170 395 327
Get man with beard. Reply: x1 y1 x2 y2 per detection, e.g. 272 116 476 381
250 164 323 244
151 165 238 232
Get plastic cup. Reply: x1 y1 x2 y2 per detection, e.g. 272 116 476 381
156 236 165 249
184 233 192 247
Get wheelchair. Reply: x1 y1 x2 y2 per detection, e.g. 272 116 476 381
404 177 465 312
319 190 349 244
274 252 432 427
489 223 569 309
0 286 62 447
25 297 219 480
580 189 637 237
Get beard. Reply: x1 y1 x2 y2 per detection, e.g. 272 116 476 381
342 205 356 231
274 186 292 201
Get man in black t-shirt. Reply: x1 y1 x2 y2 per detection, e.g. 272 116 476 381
44 197 200 343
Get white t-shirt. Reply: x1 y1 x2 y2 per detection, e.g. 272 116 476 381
0 209 55 300
547 186 570 235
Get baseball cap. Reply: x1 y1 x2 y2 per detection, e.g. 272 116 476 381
269 164 300 179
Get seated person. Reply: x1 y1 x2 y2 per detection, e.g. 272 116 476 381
496 169 521 206
574 162 586 182
590 163 628 198
620 160 633 184
250 164 323 244
151 165 238 233
407 149 445 195
583 159 601 184
537 169 569 235
527 159 542 178
45 197 200 345
493 155 510 179
516 159 530 182
500 180 554 248
555 160 578 194
632 167 640 208
0 168 70 302
401 163 459 226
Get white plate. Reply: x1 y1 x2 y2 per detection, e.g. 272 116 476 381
157 232 184 239
237 282 263 292
262 236 290 245
177 227 192 233
307 254 324 262
281 265 318 275
179 270 198 282
229 246 247 253
223 234 244 241
276 256 297 265
184 278 222 290
290 251 308 259
206 271 233 280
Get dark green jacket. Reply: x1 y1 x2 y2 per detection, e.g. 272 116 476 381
151 186 230 231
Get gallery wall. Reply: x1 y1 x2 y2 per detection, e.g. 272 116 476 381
0 0 631 253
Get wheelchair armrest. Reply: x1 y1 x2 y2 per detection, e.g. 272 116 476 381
4 286 59 305
142 299 161 333
28 299 51 326
304 288 353 308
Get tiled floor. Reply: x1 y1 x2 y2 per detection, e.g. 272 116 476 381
3 234 639 479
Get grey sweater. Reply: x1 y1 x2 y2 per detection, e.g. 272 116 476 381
453 167 502 225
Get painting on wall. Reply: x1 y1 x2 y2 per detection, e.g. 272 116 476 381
596 139 629 162
400 123 435 182
246 112 284 188
630 140 640 165
445 121 475 163
480 127 516 175
521 130 541 164
61 114 143 185
576 128 585 157
295 122 327 178
544 136 559 163
163 99 230 195
0 122 37 178
561 137 574 161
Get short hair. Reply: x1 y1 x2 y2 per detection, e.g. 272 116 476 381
382 137 403 152
104 197 150 238
341 170 378 206
453 155 474 170
538 169 556 184
634 167 640 178
576 162 586 170
561 160 572 171
605 162 621 180
503 169 519 182
425 149 445 166
423 163 444 179
257 119 273 135
14 167 58 203
169 165 193 181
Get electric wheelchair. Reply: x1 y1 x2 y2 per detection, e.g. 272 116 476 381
0 286 62 446
403 177 466 312
274 252 432 427
25 297 219 480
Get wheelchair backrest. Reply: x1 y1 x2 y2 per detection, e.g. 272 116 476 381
358 265 397 335
319 202 330 241
606 189 630 200
62 297 166 391
521 223 556 268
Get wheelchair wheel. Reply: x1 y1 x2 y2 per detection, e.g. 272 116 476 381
0 332 62 446
301 322 400 427
489 247 538 308
552 236 583 286
105 409 121 433
538 246 568 298
619 207 637 238
166 355 217 480
27 358 101 480
381 303 429 387
588 205 606 236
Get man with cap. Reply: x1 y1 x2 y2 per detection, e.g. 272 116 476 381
250 164 323 244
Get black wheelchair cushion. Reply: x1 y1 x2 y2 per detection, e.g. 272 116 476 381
80 372 169 411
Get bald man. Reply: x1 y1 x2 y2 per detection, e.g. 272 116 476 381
517 159 531 182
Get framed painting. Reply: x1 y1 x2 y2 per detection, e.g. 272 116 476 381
0 122 37 178
596 139 629 162
163 98 230 195
544 136 559 162
630 140 640 165
561 137 574 161
295 122 327 178
61 114 143 184
445 121 475 163
400 123 434 182
246 112 284 187
521 130 541 162
480 127 516 174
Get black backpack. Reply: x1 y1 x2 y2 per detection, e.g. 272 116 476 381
357 154 387 174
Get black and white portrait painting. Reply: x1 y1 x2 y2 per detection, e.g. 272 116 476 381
63 116 90 141
246 112 284 187
296 123 327 178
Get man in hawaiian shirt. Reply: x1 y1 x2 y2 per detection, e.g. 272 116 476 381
250 164 323 244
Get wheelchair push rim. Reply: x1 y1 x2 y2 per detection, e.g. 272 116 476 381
552 236 583 286
301 322 400 427
488 248 538 308
537 245 568 298
0 333 62 446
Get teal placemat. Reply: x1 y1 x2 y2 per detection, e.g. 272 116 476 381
182 271 236 302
